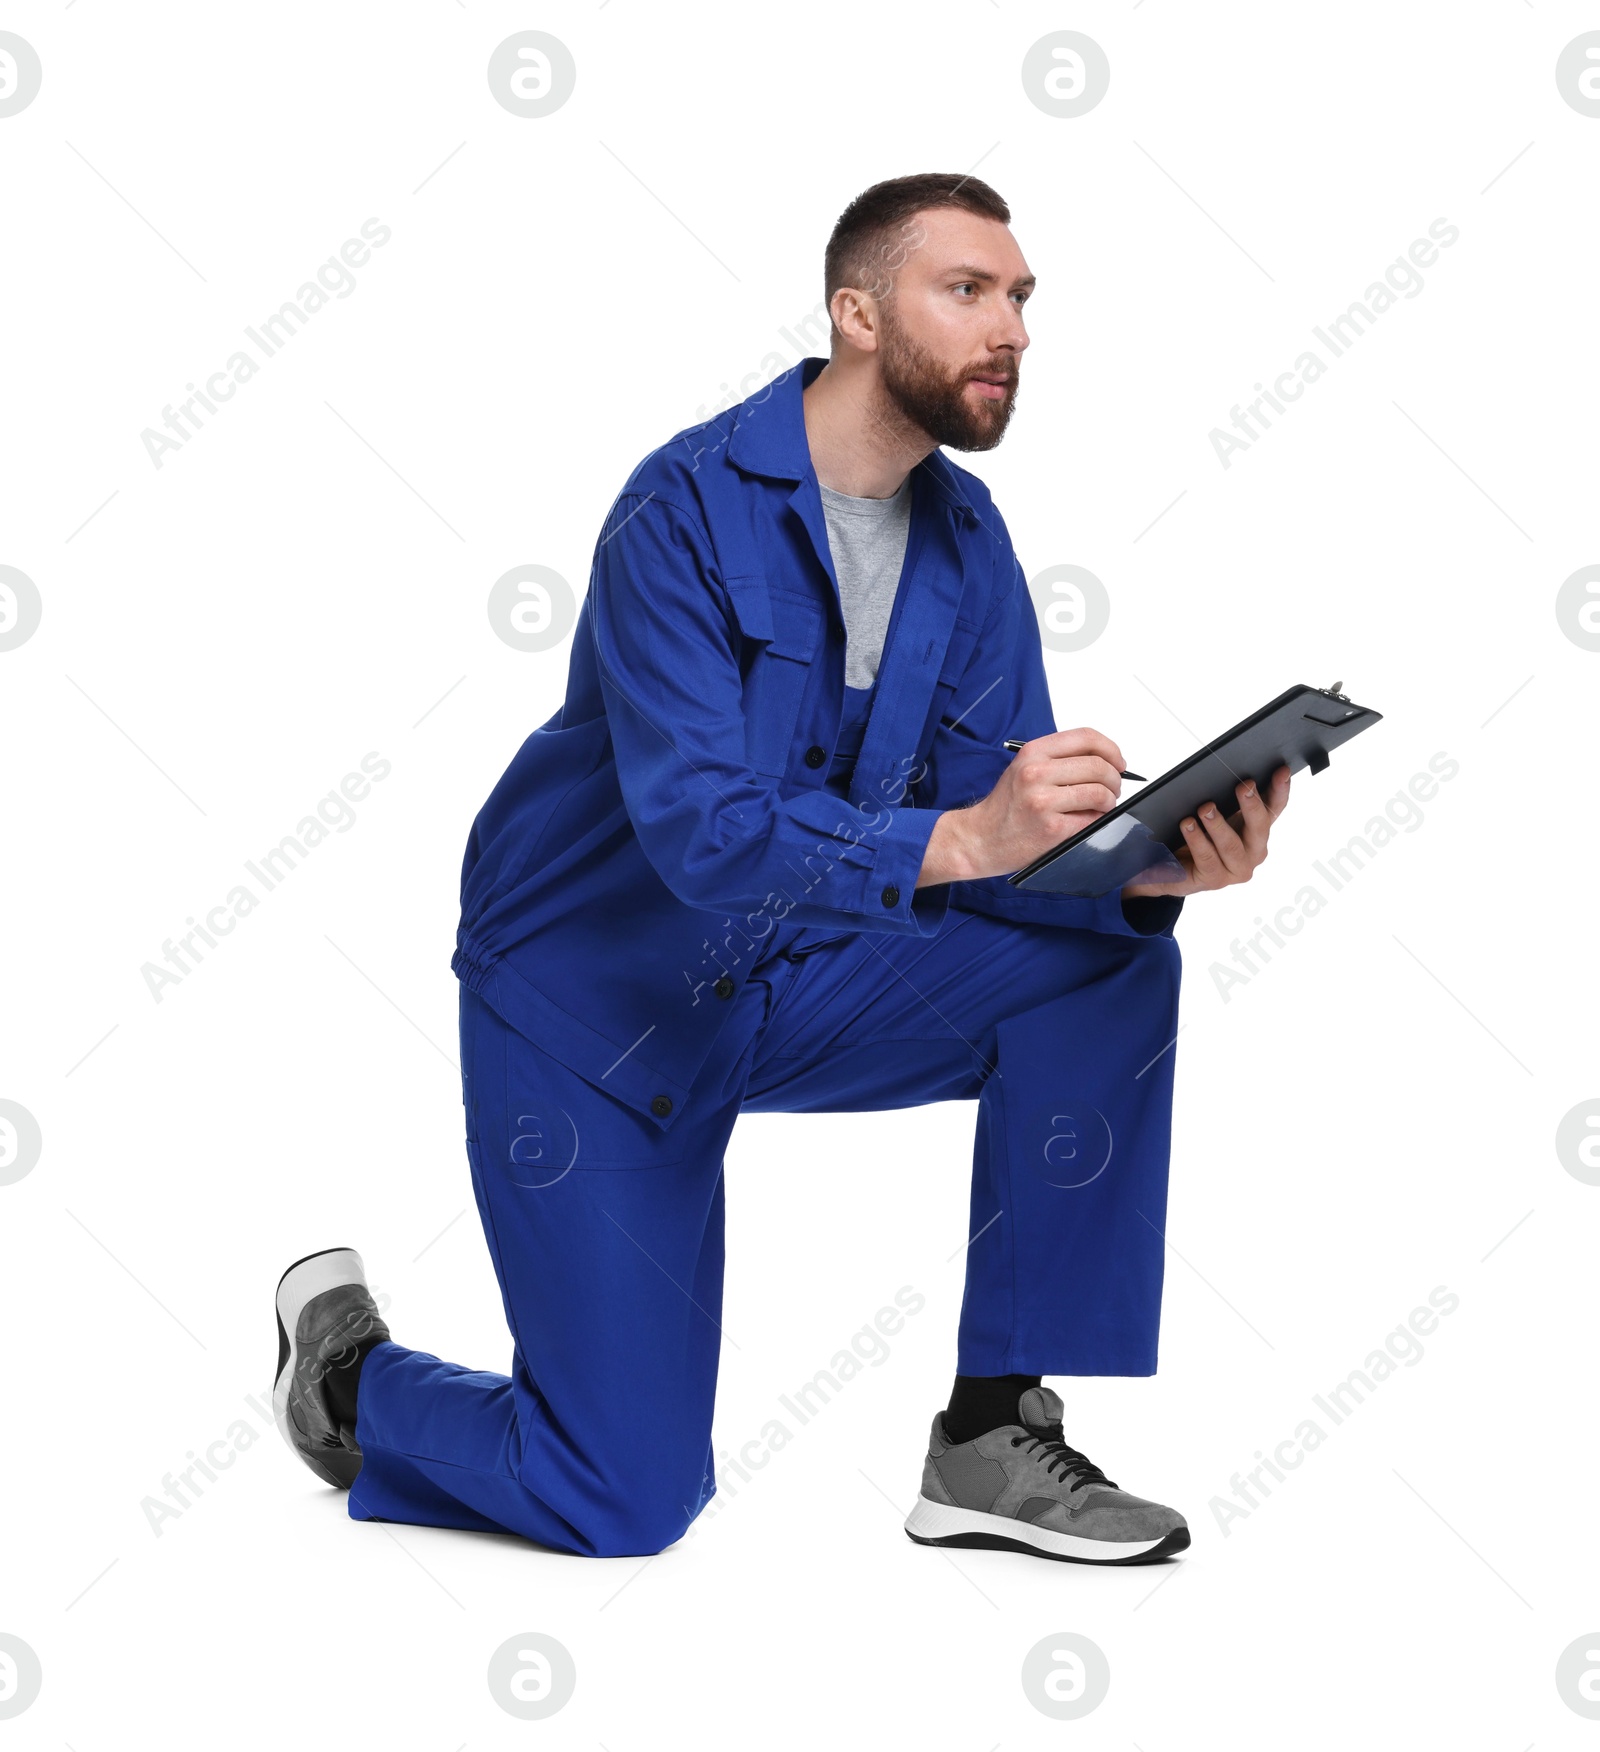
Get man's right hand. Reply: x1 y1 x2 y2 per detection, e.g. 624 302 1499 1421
917 728 1127 886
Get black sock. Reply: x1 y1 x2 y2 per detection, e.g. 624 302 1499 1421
322 1332 384 1430
943 1372 1042 1445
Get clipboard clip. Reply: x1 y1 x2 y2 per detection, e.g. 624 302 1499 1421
1306 682 1360 772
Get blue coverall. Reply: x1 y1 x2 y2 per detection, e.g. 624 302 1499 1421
347 356 1185 1556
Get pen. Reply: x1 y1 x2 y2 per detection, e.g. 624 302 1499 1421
1003 738 1146 782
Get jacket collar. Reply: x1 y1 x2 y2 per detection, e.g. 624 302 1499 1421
725 355 979 525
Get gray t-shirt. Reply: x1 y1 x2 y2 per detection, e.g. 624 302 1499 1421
818 476 913 690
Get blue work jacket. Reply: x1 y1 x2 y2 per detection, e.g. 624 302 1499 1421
452 356 1182 1132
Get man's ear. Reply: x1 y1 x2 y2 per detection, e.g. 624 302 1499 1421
830 286 882 355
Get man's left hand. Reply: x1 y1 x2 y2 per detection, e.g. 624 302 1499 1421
1121 764 1292 899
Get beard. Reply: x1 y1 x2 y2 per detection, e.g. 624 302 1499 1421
876 307 1020 452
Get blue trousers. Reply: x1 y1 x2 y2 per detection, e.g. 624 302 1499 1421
348 908 1182 1556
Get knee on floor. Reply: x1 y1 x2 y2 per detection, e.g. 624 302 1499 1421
580 1492 700 1558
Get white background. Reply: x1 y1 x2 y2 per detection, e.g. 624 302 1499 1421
3 2 1597 1744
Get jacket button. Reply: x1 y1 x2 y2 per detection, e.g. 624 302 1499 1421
881 884 901 908
804 745 826 769
714 976 735 999
650 1095 673 1117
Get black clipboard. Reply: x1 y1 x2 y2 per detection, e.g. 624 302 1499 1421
1008 682 1383 896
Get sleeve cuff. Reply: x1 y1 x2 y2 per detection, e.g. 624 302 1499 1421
860 803 950 936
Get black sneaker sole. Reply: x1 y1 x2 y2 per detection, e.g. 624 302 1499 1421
905 1494 1190 1564
906 1524 1189 1565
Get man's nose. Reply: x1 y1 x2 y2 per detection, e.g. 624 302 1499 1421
990 311 1029 358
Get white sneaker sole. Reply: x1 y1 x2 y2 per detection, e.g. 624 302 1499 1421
272 1246 367 1457
904 1494 1188 1565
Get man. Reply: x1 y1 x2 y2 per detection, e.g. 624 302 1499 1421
273 173 1289 1566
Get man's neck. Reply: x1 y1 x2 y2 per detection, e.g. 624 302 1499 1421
802 357 934 498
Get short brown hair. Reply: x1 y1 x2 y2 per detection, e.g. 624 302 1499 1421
823 172 1011 342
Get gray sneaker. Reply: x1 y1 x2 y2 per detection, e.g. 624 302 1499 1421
273 1247 390 1491
904 1386 1189 1565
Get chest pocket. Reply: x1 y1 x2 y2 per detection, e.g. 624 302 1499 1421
725 574 824 778
913 614 984 750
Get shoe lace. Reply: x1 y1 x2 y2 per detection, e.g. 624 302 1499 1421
1010 1422 1118 1491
